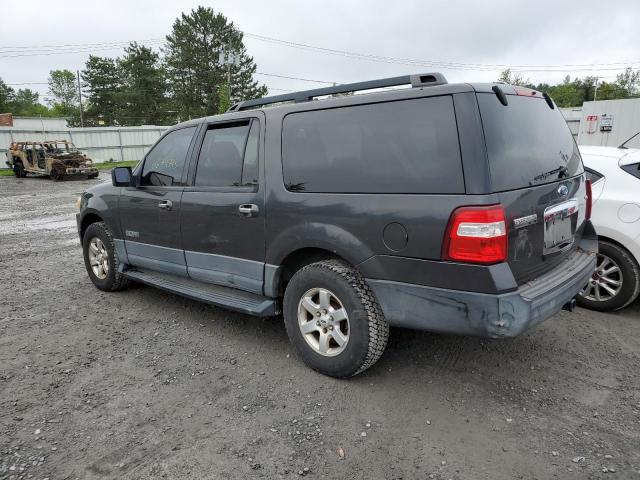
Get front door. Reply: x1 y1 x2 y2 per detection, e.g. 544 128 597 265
119 125 198 276
180 115 266 294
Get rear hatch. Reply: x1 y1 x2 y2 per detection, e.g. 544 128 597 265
477 87 588 284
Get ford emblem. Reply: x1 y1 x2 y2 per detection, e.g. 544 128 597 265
557 184 569 197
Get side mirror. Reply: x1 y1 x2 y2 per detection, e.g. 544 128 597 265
112 166 132 187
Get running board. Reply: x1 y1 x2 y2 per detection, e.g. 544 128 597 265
122 268 278 316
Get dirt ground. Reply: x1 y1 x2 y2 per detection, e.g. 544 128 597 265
1 172 639 480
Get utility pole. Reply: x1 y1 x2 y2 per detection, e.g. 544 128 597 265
76 70 84 128
593 76 599 102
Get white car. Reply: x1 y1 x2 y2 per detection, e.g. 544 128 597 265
578 141 640 311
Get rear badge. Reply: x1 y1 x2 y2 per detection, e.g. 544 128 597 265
513 214 537 229
557 184 569 197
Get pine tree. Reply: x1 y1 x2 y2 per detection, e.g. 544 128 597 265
119 43 171 125
164 6 267 119
81 56 124 126
0 77 15 113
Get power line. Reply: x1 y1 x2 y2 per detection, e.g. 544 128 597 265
1 32 639 74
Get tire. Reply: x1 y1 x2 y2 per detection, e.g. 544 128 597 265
50 167 64 181
88 173 99 179
283 260 389 378
13 161 25 178
577 240 640 312
82 222 130 292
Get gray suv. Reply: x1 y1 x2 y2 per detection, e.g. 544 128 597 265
76 73 597 377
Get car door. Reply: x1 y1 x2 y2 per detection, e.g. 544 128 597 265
118 124 199 276
180 114 266 294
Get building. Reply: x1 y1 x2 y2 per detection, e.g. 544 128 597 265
561 98 640 148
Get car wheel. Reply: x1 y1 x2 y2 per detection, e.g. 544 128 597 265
82 222 130 292
13 161 25 178
283 259 389 378
577 240 640 312
50 167 64 181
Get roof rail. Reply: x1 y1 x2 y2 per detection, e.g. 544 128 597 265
228 72 447 112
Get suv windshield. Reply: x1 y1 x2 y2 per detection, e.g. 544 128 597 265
477 93 583 191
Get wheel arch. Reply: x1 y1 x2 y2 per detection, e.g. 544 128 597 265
79 211 104 241
597 234 640 267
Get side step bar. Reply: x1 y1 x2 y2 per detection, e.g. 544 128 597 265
122 268 278 317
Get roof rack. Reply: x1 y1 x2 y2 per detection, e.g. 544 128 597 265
228 72 447 112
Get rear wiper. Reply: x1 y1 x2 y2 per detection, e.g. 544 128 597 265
534 165 568 182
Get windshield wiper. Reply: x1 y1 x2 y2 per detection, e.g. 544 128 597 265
533 165 568 182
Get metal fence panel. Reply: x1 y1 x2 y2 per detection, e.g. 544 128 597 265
0 126 169 164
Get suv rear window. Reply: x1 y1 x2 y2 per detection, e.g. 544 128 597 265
477 93 583 191
282 96 464 194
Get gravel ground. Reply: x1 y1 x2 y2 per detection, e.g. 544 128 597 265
1 172 639 480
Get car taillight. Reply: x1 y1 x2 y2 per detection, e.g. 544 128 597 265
585 179 592 220
442 205 508 264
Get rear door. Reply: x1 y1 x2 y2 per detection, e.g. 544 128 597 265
118 125 198 276
477 90 587 283
180 114 266 294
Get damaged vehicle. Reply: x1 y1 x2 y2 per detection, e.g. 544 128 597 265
6 140 99 180
76 73 597 378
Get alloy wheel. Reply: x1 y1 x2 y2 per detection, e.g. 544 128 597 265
580 253 623 302
297 287 350 356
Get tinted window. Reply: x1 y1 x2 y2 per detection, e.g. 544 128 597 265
478 93 584 191
195 120 259 187
621 163 640 180
282 96 464 193
141 127 196 186
585 167 604 183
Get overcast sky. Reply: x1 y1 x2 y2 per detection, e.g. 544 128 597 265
2 0 640 102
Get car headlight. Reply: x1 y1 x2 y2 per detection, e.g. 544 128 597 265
75 195 82 211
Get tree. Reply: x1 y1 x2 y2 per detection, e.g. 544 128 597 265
0 77 15 113
11 89 49 116
164 6 267 119
47 69 78 116
497 68 530 87
119 43 170 125
81 55 124 126
615 67 640 97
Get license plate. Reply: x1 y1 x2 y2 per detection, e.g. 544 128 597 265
543 199 578 254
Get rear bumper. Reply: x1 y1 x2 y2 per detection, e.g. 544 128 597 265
367 238 597 338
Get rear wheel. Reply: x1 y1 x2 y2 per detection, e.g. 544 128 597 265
50 166 64 181
283 260 389 378
82 222 130 292
13 161 25 178
577 240 640 312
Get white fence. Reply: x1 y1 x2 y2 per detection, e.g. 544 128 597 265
0 125 170 165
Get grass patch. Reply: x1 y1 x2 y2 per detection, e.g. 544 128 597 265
0 160 139 177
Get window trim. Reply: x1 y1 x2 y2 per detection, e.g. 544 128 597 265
134 124 199 189
186 116 262 192
584 166 605 184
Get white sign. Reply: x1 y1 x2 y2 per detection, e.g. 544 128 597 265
600 114 613 132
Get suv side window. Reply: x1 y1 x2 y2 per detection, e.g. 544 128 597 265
141 126 196 186
194 119 259 187
282 96 464 194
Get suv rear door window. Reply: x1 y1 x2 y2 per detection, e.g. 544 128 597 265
141 126 196 186
477 93 583 192
195 120 259 187
282 96 464 194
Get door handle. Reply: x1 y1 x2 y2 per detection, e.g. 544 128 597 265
238 204 259 217
158 200 173 210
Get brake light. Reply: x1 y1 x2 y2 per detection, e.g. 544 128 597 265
442 205 508 264
585 179 592 220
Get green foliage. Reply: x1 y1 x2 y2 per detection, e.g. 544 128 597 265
497 69 530 87
47 69 79 116
118 43 171 125
0 78 15 113
11 89 49 116
164 6 267 119
81 56 124 126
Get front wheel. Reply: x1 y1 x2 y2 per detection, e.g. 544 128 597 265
577 240 640 312
82 222 130 292
283 260 389 378
13 161 25 178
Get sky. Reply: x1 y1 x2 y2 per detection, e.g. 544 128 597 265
2 0 640 103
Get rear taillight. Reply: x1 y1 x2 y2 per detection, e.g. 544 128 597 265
442 205 508 264
585 179 592 220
